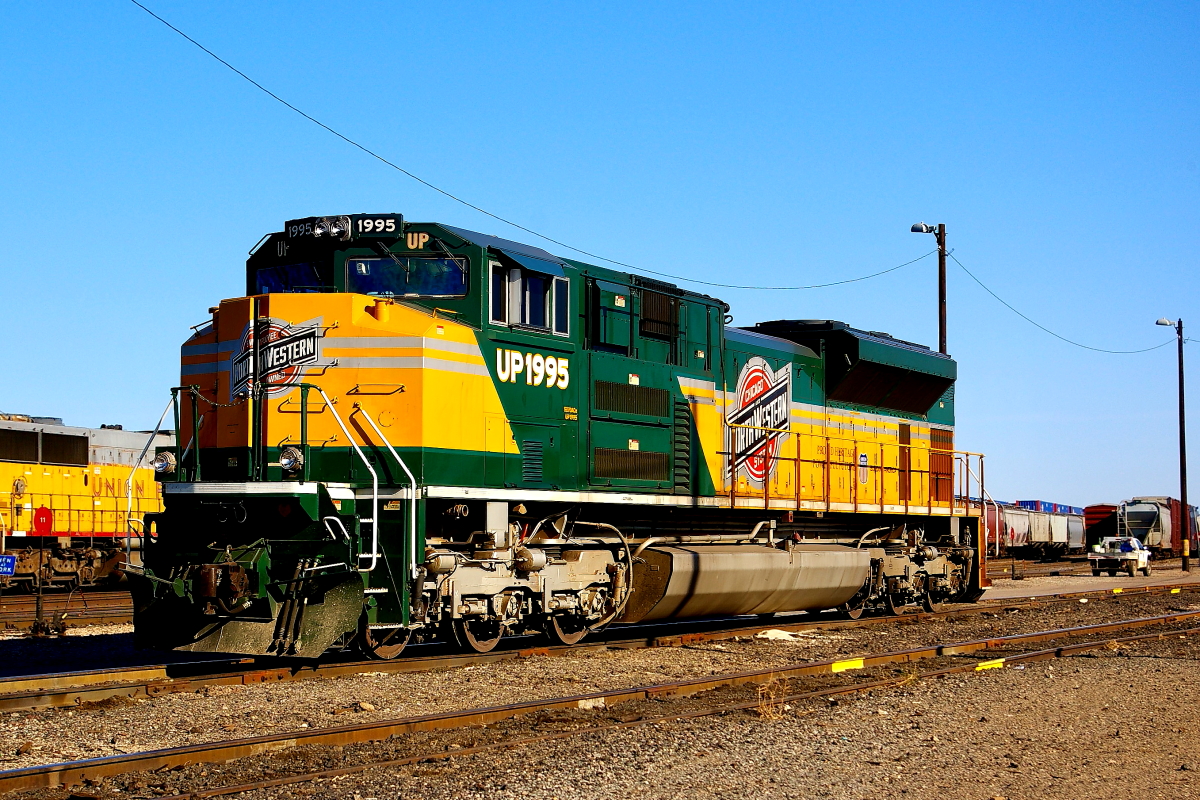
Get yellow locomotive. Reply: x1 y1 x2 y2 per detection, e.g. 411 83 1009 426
0 414 171 590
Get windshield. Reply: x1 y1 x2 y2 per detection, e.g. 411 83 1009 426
255 263 334 294
348 256 467 298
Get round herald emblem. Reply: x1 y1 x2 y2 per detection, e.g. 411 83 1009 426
726 356 792 484
32 506 53 536
230 317 321 399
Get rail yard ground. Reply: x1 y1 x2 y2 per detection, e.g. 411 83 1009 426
0 574 1197 798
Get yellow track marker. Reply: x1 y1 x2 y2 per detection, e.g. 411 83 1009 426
1172 588 1182 594
1112 588 1123 594
831 658 864 673
975 658 1005 671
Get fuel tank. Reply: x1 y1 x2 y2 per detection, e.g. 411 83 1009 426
617 543 870 623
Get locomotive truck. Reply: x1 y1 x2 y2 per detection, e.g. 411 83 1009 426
130 213 987 659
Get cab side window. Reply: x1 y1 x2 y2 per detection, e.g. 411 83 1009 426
490 261 568 335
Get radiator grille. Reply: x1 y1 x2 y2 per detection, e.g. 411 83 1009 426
521 440 544 483
594 381 671 417
594 448 669 482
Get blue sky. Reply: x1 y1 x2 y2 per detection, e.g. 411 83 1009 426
0 1 1195 505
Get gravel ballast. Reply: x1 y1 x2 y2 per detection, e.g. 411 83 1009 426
0 587 1198 776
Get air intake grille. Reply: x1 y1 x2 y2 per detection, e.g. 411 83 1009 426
594 381 671 417
0 429 38 463
594 448 669 482
41 433 88 466
672 400 692 492
522 440 544 483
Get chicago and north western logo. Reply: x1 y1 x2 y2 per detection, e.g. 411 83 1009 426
726 356 792 483
230 317 322 399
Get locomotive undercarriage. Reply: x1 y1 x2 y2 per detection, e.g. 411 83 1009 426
392 501 979 657
131 494 979 660
0 543 124 591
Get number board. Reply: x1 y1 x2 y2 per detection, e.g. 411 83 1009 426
0 555 15 578
284 214 404 240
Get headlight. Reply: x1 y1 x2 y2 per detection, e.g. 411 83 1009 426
329 215 350 239
151 452 177 474
280 446 304 471
313 219 329 237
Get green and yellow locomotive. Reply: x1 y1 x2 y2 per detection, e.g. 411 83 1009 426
131 213 987 658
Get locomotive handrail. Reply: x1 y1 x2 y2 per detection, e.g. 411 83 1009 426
124 395 175 565
721 420 984 519
353 404 419 580
303 386 380 573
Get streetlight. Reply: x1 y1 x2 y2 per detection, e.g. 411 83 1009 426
911 222 947 355
1157 317 1189 572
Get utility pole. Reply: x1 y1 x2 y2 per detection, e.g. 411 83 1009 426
1157 317 1189 571
937 223 947 355
911 222 948 355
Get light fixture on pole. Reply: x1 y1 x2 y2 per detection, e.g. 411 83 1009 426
911 222 947 355
1157 317 1189 573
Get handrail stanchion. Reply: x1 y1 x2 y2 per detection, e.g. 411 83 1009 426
189 387 201 482
307 387 379 573
354 405 419 580
300 384 310 484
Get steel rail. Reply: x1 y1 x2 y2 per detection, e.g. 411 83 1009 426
0 580 1195 713
158 621 1200 800
4 610 1200 794
0 591 133 629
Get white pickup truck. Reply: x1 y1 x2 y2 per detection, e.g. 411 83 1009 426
1089 537 1152 577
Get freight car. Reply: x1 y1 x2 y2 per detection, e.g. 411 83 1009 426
983 501 1084 559
129 213 987 660
0 414 171 590
1114 497 1196 556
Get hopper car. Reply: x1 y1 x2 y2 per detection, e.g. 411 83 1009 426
0 414 170 590
130 213 987 659
983 502 1085 559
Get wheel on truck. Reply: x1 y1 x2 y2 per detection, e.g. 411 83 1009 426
544 614 589 646
355 623 410 661
1092 569 1101 576
452 617 504 653
1142 566 1151 576
1126 563 1137 578
1108 569 1117 577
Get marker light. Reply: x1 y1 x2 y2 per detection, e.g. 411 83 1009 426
280 446 305 472
151 452 177 474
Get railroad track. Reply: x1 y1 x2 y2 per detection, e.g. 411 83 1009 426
4 598 1200 796
0 591 132 630
0 579 1194 717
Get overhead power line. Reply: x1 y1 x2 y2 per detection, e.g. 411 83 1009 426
949 252 1176 355
129 2 1184 353
128 0 935 291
